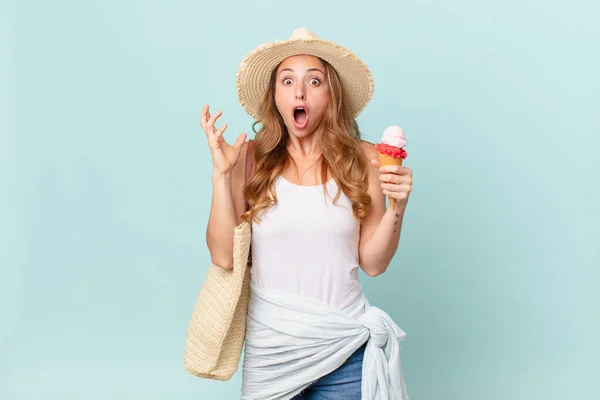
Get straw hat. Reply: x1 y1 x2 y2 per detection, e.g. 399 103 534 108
236 28 374 120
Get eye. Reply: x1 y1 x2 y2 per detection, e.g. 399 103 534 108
309 78 321 85
283 78 292 85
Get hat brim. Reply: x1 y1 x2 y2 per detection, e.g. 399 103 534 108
236 38 374 120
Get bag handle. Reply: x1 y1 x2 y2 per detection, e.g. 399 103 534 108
244 140 255 185
244 140 255 212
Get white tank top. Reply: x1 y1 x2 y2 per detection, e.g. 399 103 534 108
250 175 367 318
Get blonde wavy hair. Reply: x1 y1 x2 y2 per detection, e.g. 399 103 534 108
242 58 372 223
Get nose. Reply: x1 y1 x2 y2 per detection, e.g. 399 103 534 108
295 83 305 100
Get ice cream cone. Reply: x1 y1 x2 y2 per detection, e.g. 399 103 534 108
377 152 404 209
376 125 408 210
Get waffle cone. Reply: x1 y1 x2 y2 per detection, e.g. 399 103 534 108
377 152 404 209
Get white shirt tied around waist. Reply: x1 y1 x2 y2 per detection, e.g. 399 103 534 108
241 284 409 400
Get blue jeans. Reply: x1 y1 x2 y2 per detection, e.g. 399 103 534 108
293 343 366 400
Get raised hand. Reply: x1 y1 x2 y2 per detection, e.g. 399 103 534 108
200 104 247 174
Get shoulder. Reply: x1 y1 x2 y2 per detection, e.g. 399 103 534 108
357 140 382 195
359 140 378 164
359 140 376 154
358 140 383 201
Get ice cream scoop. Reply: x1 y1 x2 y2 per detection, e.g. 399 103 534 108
381 125 408 148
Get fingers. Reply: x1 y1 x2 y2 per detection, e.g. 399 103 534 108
379 165 411 175
214 123 228 140
200 104 209 130
383 189 410 202
379 173 401 184
207 110 223 131
370 159 381 169
381 183 412 193
379 163 412 201
379 173 413 185
200 105 224 137
233 133 248 151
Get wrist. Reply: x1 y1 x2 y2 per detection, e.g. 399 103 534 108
391 200 407 214
212 170 233 183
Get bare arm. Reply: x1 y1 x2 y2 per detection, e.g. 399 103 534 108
358 141 413 276
200 105 247 269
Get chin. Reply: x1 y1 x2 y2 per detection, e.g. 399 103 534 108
287 123 318 137
289 128 313 138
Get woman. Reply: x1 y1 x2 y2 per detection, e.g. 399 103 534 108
201 28 412 400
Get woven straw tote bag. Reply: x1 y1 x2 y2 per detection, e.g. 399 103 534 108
184 140 255 380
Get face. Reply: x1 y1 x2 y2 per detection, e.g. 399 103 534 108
274 55 330 137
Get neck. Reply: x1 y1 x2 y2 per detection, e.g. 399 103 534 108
286 128 323 159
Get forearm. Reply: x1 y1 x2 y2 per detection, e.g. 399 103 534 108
360 203 407 276
206 172 237 269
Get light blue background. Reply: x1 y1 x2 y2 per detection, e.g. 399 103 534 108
2 0 599 399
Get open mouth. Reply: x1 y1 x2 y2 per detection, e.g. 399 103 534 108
293 107 308 129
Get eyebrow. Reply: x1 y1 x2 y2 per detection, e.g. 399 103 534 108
278 67 326 76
